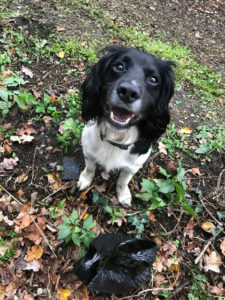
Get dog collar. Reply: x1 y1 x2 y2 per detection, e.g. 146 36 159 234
100 132 132 150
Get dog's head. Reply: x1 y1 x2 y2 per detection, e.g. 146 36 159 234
82 46 175 144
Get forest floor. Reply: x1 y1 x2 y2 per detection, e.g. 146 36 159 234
0 0 225 299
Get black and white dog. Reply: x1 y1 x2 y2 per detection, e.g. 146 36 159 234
78 46 175 206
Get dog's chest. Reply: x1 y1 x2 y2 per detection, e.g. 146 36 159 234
81 122 149 173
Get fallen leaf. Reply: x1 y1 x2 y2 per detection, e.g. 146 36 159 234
58 289 71 300
26 245 43 262
4 143 12 156
24 217 46 244
57 50 65 59
148 211 157 222
201 221 216 233
170 263 179 272
0 157 19 171
179 126 192 134
48 173 62 190
204 251 222 273
158 141 167 155
31 88 41 98
188 168 203 176
0 211 14 226
0 284 6 300
81 189 89 200
184 219 194 239
82 213 89 220
187 241 201 256
101 171 110 180
18 123 35 135
220 238 225 256
23 258 41 272
21 66 34 78
10 134 34 144
17 189 24 198
15 172 28 184
24 295 35 300
49 96 59 102
43 116 52 127
56 26 66 32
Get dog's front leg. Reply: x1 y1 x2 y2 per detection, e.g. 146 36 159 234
78 157 96 191
116 169 135 207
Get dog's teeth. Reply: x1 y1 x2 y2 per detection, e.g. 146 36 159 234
111 111 114 120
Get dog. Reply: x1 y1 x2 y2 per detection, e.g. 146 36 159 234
78 46 175 206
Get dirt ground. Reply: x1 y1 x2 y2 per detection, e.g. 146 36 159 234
0 0 225 299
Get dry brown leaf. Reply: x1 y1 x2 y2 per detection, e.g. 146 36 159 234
0 157 19 171
43 116 52 127
24 216 46 244
18 123 35 136
187 241 201 256
184 219 194 239
26 245 43 262
220 237 225 256
0 285 6 300
81 189 89 200
4 143 12 156
148 210 157 222
158 141 167 155
48 173 62 190
17 189 24 198
22 258 41 272
201 221 216 233
58 289 72 300
188 167 204 176
204 251 222 273
178 126 192 134
15 172 28 184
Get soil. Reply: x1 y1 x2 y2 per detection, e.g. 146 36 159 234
0 0 225 299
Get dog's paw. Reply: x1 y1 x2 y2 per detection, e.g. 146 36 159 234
117 186 132 207
77 170 94 191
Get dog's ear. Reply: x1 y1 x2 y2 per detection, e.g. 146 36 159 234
81 48 120 122
132 60 176 155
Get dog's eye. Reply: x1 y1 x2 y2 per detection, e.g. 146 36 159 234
149 76 158 84
114 63 124 72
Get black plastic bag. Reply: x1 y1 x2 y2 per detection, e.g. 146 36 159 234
74 233 157 295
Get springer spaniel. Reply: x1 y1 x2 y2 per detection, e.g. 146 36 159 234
78 46 175 206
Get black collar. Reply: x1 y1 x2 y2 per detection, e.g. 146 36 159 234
100 132 133 150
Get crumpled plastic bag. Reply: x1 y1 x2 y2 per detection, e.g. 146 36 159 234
74 233 157 295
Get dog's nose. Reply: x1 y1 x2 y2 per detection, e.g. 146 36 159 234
117 82 140 103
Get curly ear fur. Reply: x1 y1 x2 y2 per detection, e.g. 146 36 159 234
131 60 175 154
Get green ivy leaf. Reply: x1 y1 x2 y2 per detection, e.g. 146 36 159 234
104 205 113 214
83 215 95 230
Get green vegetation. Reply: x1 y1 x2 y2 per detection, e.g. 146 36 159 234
136 163 196 217
57 209 96 255
0 236 16 261
49 198 66 220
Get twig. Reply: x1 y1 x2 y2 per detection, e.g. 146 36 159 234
199 196 223 226
167 280 190 300
0 184 23 205
216 168 225 193
119 287 173 300
40 182 70 203
29 146 38 185
30 215 57 258
194 228 222 264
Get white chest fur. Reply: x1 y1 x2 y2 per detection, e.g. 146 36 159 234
81 121 151 173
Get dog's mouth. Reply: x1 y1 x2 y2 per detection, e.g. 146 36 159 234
109 106 135 125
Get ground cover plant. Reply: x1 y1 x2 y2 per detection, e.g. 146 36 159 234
0 0 224 299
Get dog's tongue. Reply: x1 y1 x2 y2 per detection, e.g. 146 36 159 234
111 107 133 122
